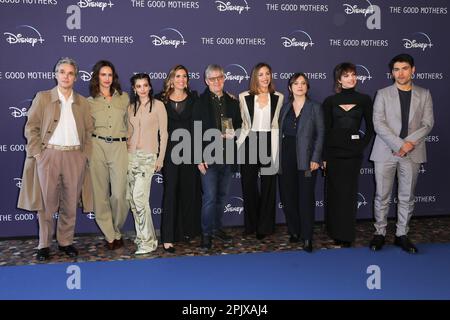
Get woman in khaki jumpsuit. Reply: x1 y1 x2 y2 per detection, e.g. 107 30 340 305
88 60 129 250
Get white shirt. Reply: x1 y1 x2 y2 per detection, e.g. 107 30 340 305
48 89 80 146
251 94 271 132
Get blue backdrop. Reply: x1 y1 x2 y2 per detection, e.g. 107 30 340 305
1 0 449 237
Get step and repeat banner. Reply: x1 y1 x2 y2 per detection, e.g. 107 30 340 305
1 0 449 237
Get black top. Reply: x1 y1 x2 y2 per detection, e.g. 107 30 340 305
398 89 412 139
155 91 198 164
282 104 301 137
210 92 227 131
323 88 374 159
169 97 187 114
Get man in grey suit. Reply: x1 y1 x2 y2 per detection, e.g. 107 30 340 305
369 54 434 253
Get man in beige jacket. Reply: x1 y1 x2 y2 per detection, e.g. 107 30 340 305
18 57 93 261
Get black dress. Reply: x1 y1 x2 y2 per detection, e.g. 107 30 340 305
323 88 374 242
158 91 202 243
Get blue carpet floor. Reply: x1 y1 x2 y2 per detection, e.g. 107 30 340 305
1 243 449 300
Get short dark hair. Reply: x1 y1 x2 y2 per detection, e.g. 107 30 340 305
288 73 310 100
389 53 415 71
333 62 356 93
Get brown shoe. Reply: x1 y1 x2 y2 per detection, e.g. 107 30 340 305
105 240 115 250
113 238 124 249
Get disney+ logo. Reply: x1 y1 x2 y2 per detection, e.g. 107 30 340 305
4 25 44 47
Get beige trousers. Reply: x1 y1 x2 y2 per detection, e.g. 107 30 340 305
127 150 158 252
36 148 86 249
90 138 129 242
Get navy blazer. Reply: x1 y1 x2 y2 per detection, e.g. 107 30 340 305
278 98 325 173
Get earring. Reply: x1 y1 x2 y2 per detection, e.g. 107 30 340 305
170 83 174 88
134 90 137 95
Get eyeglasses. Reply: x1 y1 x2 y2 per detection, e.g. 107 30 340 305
207 75 225 83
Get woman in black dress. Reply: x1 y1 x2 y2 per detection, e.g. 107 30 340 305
157 65 201 253
323 62 374 247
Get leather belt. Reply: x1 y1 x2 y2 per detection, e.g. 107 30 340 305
46 144 81 151
92 134 127 143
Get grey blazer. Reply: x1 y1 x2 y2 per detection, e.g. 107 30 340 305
278 99 325 173
370 84 434 163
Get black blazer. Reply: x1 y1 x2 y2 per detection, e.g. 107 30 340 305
193 87 242 169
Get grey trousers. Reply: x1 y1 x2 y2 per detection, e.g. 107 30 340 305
373 155 420 237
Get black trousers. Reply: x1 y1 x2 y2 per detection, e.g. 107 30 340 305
240 132 276 235
161 161 201 243
279 136 317 240
325 156 362 242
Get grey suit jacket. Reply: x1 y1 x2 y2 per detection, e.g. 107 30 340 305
370 84 434 163
278 99 324 173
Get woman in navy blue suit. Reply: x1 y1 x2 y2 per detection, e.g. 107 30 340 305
278 73 324 252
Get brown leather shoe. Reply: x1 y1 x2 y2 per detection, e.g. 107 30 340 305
113 238 124 249
105 240 115 250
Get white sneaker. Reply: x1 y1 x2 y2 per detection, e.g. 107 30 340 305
135 247 152 255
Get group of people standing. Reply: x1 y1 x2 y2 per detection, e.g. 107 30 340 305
17 53 434 261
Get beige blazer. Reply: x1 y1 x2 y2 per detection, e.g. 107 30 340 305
17 86 94 212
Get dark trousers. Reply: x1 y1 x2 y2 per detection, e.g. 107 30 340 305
161 162 201 243
279 136 316 240
325 156 362 242
240 132 276 235
200 164 232 236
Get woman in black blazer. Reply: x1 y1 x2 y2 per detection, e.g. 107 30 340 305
157 65 201 253
237 62 284 239
278 73 324 252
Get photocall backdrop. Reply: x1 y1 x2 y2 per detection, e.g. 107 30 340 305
1 0 449 237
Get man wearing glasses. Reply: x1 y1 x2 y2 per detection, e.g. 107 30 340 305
18 57 94 261
193 64 242 250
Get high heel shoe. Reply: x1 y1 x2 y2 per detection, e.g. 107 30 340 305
163 244 175 253
289 234 300 243
303 239 313 253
